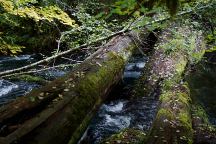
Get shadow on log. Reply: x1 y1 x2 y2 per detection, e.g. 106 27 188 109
0 29 150 144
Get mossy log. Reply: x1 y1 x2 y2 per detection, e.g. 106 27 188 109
0 30 149 144
130 24 206 144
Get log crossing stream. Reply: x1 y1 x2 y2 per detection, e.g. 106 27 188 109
79 54 159 144
0 52 160 144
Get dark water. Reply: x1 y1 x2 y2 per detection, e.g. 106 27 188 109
0 55 40 105
187 61 216 125
0 55 35 71
79 55 159 144
0 80 40 105
0 55 68 105
0 52 89 105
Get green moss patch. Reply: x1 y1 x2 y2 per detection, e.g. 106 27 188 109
9 74 47 85
102 128 146 144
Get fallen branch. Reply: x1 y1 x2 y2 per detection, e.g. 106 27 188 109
0 3 213 78
2 64 76 78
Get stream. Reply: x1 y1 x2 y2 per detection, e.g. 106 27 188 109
0 51 89 105
0 55 41 105
79 54 159 144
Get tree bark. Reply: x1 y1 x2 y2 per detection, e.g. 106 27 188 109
0 30 149 144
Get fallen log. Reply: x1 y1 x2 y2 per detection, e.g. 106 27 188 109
130 23 206 144
0 29 149 144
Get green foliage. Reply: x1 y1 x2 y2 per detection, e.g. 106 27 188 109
0 0 77 55
103 0 189 19
206 32 216 44
0 0 214 55
111 0 137 16
60 5 121 49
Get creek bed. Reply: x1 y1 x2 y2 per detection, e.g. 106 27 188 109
79 54 159 144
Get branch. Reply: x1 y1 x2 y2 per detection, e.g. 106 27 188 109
2 64 76 78
0 3 214 78
0 30 126 77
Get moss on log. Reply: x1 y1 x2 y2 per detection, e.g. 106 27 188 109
0 30 148 144
101 128 146 144
147 82 193 144
132 24 205 98
126 23 206 144
145 25 206 144
8 74 48 85
145 24 206 144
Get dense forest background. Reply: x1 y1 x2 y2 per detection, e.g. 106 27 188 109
0 0 215 55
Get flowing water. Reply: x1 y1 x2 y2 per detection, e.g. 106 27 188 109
79 54 159 144
0 52 89 105
0 55 40 105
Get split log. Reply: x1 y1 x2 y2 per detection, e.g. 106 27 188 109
0 29 149 144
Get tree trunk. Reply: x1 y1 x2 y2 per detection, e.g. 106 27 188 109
0 30 149 144
132 23 206 144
